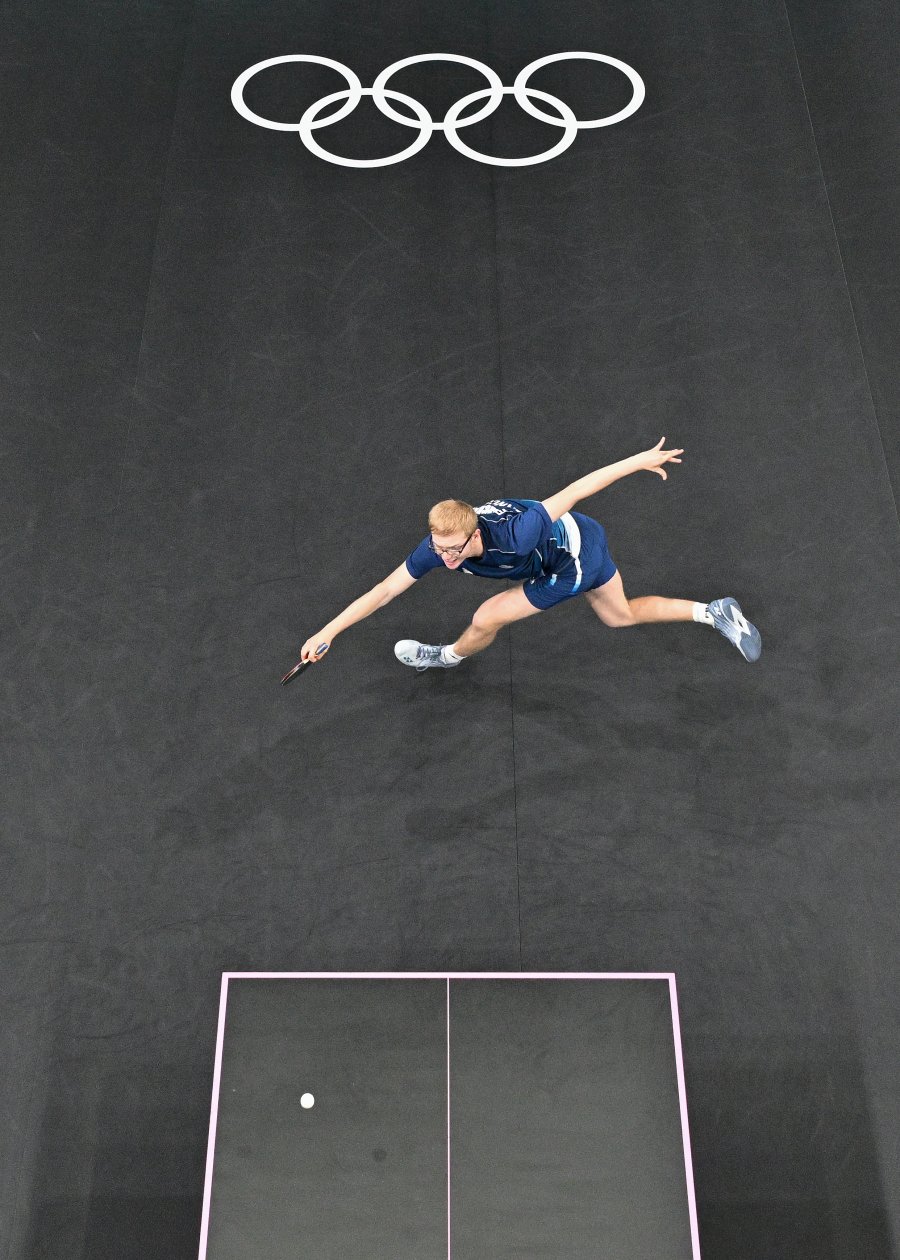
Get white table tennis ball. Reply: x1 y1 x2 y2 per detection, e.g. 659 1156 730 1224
300 1093 315 1109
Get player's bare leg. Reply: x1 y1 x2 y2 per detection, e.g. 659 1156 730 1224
583 572 695 626
395 584 541 670
452 584 543 655
584 571 762 660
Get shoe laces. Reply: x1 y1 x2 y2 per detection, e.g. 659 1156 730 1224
415 644 442 670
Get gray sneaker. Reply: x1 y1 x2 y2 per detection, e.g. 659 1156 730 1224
394 640 458 671
706 598 762 662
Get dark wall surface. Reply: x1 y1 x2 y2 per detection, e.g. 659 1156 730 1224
1 2 898 1257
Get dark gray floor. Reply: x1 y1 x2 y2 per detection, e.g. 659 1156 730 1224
2 1 898 1258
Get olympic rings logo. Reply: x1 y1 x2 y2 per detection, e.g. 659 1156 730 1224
231 52 645 168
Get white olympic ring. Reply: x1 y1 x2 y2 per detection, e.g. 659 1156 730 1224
231 51 645 168
301 89 434 168
231 55 363 132
372 54 504 132
444 87 578 167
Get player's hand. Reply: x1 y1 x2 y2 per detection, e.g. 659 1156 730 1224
636 437 683 480
299 636 330 663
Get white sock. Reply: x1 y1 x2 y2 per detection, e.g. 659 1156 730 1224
692 602 714 626
440 645 465 665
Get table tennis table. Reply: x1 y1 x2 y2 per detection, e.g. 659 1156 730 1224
199 972 701 1259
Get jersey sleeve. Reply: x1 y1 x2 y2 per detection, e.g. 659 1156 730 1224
492 501 554 554
405 537 444 579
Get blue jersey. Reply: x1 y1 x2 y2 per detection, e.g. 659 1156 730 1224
405 499 593 584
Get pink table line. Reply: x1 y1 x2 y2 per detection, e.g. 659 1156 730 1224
197 974 230 1260
222 971 676 980
669 976 702 1260
447 979 451 1260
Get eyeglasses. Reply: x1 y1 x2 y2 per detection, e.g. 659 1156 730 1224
428 529 476 558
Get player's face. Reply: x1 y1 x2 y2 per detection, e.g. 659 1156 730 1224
431 529 476 568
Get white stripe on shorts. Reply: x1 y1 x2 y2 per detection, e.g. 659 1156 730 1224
559 512 583 592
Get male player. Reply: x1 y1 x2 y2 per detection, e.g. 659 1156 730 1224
298 438 761 670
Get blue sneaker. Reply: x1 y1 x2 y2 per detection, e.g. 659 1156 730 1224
707 598 762 662
394 640 459 671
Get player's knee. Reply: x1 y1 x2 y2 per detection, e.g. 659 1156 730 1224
471 605 501 634
603 602 638 628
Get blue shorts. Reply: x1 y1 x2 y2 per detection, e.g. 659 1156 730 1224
522 514 617 611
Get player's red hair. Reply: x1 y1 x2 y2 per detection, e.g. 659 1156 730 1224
428 500 478 537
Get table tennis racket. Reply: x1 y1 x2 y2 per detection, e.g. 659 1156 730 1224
281 642 329 685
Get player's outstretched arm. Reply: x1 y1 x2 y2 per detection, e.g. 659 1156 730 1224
299 562 418 662
541 437 683 521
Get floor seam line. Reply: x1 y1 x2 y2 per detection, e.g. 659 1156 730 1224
781 0 900 534
487 1 524 971
2 962 59 1260
491 175 524 971
89 4 200 686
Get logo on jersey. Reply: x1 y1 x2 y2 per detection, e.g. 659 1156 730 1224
474 500 520 518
